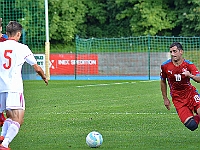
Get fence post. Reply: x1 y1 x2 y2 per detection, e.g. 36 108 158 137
75 35 79 80
148 35 151 80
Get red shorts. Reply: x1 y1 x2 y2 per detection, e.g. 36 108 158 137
173 91 200 123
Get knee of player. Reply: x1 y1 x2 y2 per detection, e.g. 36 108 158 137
184 117 198 131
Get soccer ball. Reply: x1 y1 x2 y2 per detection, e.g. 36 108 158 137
86 131 103 148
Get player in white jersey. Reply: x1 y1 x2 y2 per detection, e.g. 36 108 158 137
0 18 7 127
0 21 48 150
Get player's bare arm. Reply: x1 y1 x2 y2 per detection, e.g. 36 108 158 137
160 79 171 110
182 70 200 83
33 64 48 85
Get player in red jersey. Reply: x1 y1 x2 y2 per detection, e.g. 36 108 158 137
0 18 7 127
160 42 200 131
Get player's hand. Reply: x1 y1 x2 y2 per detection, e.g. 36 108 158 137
43 77 48 86
182 70 192 78
164 98 170 110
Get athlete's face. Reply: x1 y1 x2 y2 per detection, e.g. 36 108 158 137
170 46 183 62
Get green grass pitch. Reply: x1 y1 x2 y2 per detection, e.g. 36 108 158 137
9 80 200 150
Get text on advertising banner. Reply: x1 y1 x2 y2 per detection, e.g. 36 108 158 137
50 54 98 75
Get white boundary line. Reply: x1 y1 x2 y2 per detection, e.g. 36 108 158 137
76 80 158 88
48 112 177 115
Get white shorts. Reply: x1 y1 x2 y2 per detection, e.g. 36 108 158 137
0 92 25 111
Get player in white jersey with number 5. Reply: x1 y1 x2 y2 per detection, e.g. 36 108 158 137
0 21 48 150
0 18 8 127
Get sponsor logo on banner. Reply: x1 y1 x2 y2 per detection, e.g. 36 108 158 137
34 54 45 73
50 54 98 75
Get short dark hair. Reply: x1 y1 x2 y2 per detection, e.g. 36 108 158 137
170 42 183 50
6 21 22 37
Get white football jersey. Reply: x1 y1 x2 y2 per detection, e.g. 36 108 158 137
0 40 37 92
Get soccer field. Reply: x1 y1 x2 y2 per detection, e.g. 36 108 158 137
10 80 200 150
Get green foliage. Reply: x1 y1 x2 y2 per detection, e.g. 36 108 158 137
48 0 87 44
51 44 75 53
116 0 176 36
174 0 200 36
1 0 200 46
0 0 45 50
16 0 45 49
9 80 200 150
82 0 131 38
82 0 109 37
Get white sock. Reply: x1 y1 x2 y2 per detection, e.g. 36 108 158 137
2 121 20 148
1 118 12 137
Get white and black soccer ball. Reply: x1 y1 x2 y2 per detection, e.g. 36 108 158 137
86 131 103 148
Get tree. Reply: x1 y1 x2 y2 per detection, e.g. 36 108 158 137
174 0 200 36
81 0 131 38
48 0 87 44
82 0 110 37
0 0 46 49
116 0 176 36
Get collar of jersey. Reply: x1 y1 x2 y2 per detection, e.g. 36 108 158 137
8 38 17 41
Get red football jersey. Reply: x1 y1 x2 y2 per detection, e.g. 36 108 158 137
0 37 6 42
160 59 200 97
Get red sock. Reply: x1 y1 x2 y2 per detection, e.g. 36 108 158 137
193 115 200 124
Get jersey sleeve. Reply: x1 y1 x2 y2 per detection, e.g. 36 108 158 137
188 64 200 76
23 45 37 65
0 37 6 42
25 54 37 66
160 65 167 80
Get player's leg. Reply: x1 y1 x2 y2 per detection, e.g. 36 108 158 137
0 93 7 144
177 106 198 131
184 117 198 131
1 109 24 148
0 112 6 127
0 118 12 144
194 105 200 124
1 92 25 148
0 93 6 127
190 93 200 126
